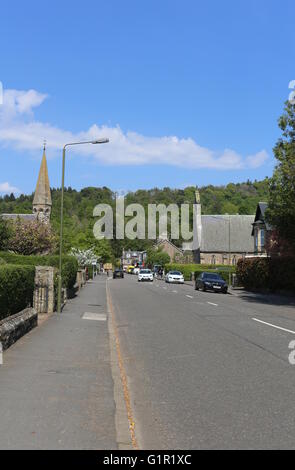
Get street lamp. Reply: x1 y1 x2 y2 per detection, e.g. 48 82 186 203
57 138 109 313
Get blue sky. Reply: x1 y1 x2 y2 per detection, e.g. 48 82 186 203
0 0 294 195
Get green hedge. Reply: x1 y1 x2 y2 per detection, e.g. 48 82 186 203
237 257 295 292
0 252 78 289
0 265 35 321
164 263 236 282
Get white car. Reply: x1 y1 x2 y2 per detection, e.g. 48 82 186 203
133 267 140 275
165 271 184 284
138 269 153 282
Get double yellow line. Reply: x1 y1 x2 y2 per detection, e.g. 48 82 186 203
106 282 139 450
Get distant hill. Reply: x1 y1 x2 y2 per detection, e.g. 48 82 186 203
0 179 269 257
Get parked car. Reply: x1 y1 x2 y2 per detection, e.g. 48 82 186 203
113 268 124 279
165 271 184 284
126 265 135 274
133 267 140 275
138 269 153 282
195 272 228 293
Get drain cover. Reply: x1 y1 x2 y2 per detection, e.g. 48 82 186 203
82 312 107 321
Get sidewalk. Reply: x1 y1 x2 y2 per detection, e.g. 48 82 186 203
0 275 118 450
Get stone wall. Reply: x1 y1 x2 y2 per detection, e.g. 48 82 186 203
76 269 87 290
33 266 55 314
0 308 37 350
200 252 242 266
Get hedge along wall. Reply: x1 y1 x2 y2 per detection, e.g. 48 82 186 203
237 257 295 292
0 252 78 289
0 265 35 321
165 263 236 282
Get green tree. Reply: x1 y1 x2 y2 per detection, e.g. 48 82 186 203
266 101 295 249
0 218 11 250
146 247 170 267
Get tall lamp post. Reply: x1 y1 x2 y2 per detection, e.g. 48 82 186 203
57 138 109 313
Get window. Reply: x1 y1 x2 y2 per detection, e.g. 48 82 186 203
232 255 237 266
260 229 265 248
255 230 258 250
211 255 216 265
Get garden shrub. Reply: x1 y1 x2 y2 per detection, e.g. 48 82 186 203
0 252 78 289
237 257 295 292
164 263 236 282
0 265 35 320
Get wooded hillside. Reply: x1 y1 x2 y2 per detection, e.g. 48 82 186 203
0 179 269 258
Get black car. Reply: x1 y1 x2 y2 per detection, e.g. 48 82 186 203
195 272 228 293
113 268 124 279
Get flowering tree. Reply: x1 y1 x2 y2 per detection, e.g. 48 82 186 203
6 218 57 255
70 247 99 267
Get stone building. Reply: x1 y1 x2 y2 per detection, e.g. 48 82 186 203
1 145 52 224
251 202 270 255
153 239 183 262
154 190 256 265
122 249 147 269
191 190 255 265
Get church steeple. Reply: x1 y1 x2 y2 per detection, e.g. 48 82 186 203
33 143 52 223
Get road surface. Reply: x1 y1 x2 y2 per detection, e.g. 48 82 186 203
108 274 295 449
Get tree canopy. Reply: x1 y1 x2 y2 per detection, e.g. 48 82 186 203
266 101 295 249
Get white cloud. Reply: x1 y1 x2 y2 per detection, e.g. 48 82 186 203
2 89 47 119
245 150 269 169
0 88 269 170
0 182 20 194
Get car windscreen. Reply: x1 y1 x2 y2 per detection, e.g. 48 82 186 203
140 270 151 274
170 271 182 275
203 273 222 280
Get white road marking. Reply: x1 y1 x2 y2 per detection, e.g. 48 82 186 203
252 318 295 335
83 312 107 321
207 302 218 306
163 287 167 290
172 290 178 293
186 295 193 299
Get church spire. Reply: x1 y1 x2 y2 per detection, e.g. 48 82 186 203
33 144 52 223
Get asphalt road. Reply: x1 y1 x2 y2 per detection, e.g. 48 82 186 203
108 274 295 450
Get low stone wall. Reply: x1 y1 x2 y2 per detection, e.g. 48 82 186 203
0 308 37 350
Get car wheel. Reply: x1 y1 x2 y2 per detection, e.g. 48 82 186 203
202 285 206 292
195 283 199 290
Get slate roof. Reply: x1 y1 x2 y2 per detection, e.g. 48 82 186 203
252 202 271 233
200 215 255 253
154 238 183 253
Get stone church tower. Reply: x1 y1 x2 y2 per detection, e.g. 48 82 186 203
32 145 52 223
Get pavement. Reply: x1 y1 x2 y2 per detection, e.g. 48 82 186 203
108 274 295 450
0 275 126 450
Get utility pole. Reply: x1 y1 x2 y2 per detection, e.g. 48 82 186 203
228 215 231 287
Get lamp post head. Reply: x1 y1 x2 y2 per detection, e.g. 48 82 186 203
92 138 109 144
